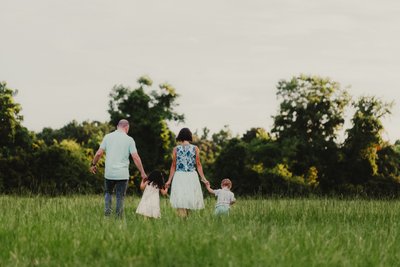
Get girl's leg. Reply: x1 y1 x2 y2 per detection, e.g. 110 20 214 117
177 208 188 217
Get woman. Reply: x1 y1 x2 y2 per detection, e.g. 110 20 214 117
165 128 208 217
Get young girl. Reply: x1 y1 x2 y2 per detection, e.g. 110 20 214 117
136 170 168 219
205 178 236 215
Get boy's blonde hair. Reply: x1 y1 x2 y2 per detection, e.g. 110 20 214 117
221 178 232 189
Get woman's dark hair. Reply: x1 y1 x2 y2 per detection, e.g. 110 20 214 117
147 170 165 189
176 128 193 142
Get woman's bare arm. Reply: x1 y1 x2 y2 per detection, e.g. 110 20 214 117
195 146 208 183
165 148 177 188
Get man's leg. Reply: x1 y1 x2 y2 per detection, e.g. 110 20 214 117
115 179 128 218
104 179 116 216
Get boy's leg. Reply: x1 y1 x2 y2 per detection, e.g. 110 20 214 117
115 179 128 218
214 206 230 216
104 179 116 216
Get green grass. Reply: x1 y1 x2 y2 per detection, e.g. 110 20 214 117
1 196 400 267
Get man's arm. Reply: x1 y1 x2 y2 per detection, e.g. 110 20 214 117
131 152 147 180
139 179 147 191
90 148 104 174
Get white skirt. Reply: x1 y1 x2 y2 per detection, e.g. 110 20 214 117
170 171 204 210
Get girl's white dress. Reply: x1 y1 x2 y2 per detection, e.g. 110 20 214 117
136 183 161 218
170 144 204 210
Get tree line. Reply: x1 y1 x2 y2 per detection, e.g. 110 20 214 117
1 75 399 196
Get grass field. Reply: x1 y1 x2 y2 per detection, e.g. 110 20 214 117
1 196 400 267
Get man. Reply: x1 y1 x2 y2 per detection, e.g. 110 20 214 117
90 119 146 217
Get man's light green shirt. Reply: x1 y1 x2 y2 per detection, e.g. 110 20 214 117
100 130 137 180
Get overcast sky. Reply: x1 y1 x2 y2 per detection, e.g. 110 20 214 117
1 0 399 142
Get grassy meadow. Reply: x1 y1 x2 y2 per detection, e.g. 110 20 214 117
1 196 400 267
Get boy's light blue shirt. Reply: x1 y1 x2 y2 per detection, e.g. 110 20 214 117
100 130 137 180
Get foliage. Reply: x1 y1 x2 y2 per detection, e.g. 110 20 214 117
0 82 33 155
192 126 233 183
37 120 113 151
1 75 400 197
272 75 350 182
213 138 262 195
343 96 393 184
0 140 103 194
108 76 184 173
243 128 280 169
30 140 103 194
0 83 35 192
0 147 34 193
0 82 23 149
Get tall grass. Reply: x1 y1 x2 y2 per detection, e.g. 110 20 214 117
1 196 399 266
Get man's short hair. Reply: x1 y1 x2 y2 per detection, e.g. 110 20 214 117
117 119 130 128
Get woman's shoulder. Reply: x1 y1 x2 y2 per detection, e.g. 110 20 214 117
175 144 197 149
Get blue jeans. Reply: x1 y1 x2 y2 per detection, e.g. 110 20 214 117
104 179 128 217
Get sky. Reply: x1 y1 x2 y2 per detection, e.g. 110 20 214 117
1 0 399 142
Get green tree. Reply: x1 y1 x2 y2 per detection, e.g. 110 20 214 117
37 120 112 151
29 140 103 194
108 76 184 173
377 145 400 181
0 82 34 191
0 82 23 151
192 128 218 182
242 128 280 169
192 126 233 183
211 125 233 147
343 96 393 185
272 75 350 190
214 138 261 195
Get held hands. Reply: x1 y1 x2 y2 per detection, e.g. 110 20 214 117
89 165 97 174
201 178 211 188
201 178 209 186
165 180 171 189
